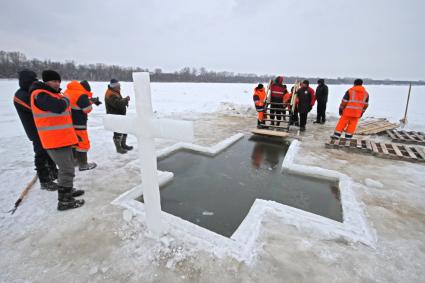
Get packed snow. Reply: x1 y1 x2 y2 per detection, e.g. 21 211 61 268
0 79 424 282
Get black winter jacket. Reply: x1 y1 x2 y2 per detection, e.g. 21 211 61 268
296 87 313 114
316 84 329 104
13 70 38 141
29 81 69 114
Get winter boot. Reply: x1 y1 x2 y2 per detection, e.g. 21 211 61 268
71 187 85 197
57 187 85 211
113 136 128 154
40 180 59 191
121 134 133 151
257 120 264 129
76 151 97 171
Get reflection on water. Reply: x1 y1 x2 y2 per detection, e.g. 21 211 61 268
140 136 342 237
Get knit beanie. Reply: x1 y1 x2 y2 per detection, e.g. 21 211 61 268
42 70 61 82
109 79 120 88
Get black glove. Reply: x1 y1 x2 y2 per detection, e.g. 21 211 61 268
90 97 102 106
124 97 130 107
339 108 343 116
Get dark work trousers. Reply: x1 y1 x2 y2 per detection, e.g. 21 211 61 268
32 138 56 183
270 104 284 125
316 101 327 123
46 146 75 188
291 108 299 124
299 112 308 129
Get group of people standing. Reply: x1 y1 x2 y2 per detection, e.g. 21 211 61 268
13 69 133 211
253 76 369 137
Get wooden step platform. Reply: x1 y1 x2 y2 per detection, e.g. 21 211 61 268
251 128 289 138
325 138 425 163
356 118 399 135
386 130 425 145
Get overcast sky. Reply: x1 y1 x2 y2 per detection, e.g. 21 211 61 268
1 0 424 80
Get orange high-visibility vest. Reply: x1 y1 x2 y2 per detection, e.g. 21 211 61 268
31 89 78 149
253 88 267 111
13 96 31 110
342 86 369 118
64 80 93 114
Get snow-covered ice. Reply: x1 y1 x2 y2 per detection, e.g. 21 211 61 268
1 79 424 282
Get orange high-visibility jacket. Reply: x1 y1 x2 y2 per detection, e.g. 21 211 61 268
253 87 267 111
283 92 292 104
341 85 369 118
64 80 93 114
31 89 78 149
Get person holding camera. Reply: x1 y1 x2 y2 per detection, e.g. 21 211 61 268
104 79 132 154
64 80 100 170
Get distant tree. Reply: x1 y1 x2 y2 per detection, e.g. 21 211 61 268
0 50 423 85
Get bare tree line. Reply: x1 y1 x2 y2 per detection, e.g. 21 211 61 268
1 50 423 85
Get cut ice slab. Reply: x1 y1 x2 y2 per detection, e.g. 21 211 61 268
103 72 194 238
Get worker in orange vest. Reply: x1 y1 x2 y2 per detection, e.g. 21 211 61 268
30 70 85 211
252 83 267 128
331 79 369 139
64 80 100 171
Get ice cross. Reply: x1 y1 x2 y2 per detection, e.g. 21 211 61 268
103 72 194 237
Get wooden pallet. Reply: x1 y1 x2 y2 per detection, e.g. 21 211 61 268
356 118 399 135
386 130 425 145
325 138 425 163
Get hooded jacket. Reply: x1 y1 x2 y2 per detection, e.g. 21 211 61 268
270 76 285 104
13 70 38 141
63 80 93 127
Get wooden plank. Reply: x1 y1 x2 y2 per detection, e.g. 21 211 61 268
391 144 403 157
365 140 372 151
380 143 389 155
251 129 289 138
401 130 417 141
386 130 397 140
413 146 425 160
403 145 418 160
358 123 399 135
410 132 425 143
370 141 379 153
356 138 362 149
392 130 405 141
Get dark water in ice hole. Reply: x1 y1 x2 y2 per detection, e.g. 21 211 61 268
139 135 342 237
